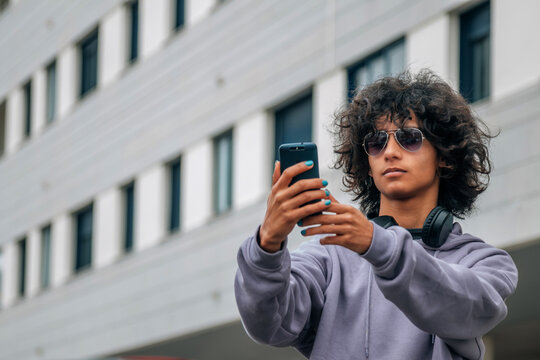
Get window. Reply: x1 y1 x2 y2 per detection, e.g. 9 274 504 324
0 0 9 15
460 1 490 103
18 238 26 298
174 0 185 31
168 158 182 232
347 39 405 100
127 1 139 63
274 92 313 160
123 181 135 252
79 29 99 98
0 100 6 157
46 60 57 124
74 204 93 272
41 225 52 290
213 130 233 215
23 80 32 139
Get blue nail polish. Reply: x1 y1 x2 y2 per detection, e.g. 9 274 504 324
301 229 306 236
325 189 330 197
325 200 331 206
305 160 313 166
297 220 303 226
322 180 328 186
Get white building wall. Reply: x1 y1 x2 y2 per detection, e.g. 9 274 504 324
57 45 77 120
26 228 41 298
140 0 170 60
50 213 72 287
94 187 123 269
182 140 212 231
0 241 17 307
31 68 47 136
187 0 216 26
492 0 540 100
314 69 346 176
100 5 128 88
135 164 167 251
233 112 270 210
5 88 23 155
407 14 452 84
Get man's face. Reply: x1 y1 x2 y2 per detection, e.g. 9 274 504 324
367 112 441 204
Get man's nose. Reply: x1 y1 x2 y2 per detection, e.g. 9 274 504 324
383 133 402 158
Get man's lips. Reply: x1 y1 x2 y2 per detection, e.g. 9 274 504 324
383 167 407 175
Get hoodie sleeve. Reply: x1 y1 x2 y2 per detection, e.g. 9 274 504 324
361 223 518 340
234 228 329 348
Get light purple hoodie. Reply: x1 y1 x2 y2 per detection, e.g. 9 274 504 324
234 222 518 359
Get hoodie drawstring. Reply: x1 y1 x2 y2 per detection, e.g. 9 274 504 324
430 249 442 345
365 267 373 359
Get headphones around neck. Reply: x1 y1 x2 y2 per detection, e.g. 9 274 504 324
371 206 454 248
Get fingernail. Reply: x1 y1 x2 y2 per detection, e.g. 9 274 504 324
297 220 302 226
325 200 331 206
322 180 328 186
325 189 330 197
301 229 306 236
305 160 313 166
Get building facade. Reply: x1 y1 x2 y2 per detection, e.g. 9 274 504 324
0 0 538 359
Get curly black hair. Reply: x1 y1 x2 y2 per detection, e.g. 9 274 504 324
332 69 495 219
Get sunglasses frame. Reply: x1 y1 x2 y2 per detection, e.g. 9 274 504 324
362 128 425 156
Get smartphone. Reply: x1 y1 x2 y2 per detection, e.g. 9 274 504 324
279 142 320 184
279 142 321 211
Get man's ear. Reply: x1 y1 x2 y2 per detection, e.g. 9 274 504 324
368 169 372 177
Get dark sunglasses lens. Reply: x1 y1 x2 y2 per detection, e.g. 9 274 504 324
396 128 423 151
364 132 388 156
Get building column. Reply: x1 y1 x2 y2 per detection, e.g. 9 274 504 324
100 5 128 88
140 0 171 59
233 112 271 210
57 45 77 120
313 68 346 178
135 164 167 251
51 213 72 288
5 88 23 155
94 187 123 269
26 228 41 298
182 139 212 231
0 242 18 308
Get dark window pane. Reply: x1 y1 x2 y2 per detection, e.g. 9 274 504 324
174 0 185 30
274 93 313 160
41 225 51 289
75 205 93 271
46 60 56 123
124 182 135 252
347 39 405 100
214 130 233 214
0 100 6 157
169 158 181 232
129 1 139 62
80 30 99 98
460 1 490 103
18 238 26 297
23 80 32 138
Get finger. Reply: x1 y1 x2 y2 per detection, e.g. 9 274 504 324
285 189 329 210
325 201 357 215
285 178 328 198
299 213 348 227
301 224 343 237
272 161 281 186
276 160 316 188
290 198 332 220
319 235 345 246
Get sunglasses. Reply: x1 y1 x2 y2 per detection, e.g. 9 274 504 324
363 128 425 156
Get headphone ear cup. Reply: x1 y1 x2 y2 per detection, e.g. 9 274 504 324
422 206 454 248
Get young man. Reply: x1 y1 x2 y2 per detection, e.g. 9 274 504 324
234 70 517 359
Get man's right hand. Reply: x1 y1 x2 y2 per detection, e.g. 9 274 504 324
258 160 331 253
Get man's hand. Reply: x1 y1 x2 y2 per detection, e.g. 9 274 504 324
259 161 331 253
298 194 374 254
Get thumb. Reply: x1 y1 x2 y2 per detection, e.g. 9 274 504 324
272 161 281 186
